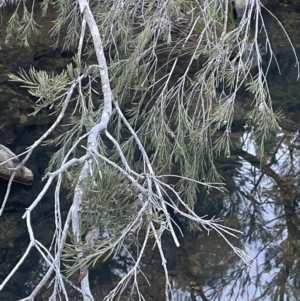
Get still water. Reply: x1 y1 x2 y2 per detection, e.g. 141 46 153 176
1 24 300 301
1 84 299 301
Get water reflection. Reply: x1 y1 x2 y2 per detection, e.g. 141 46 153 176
85 114 300 301
2 16 300 301
179 127 299 301
2 101 300 301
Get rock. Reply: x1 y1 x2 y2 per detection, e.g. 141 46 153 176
19 114 28 124
0 144 33 185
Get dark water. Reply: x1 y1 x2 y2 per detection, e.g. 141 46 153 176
1 19 300 301
1 76 300 301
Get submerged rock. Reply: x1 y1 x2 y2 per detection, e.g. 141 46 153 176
0 145 33 185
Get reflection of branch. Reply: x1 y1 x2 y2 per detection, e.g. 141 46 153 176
1 2 272 300
251 172 264 195
232 149 288 193
233 148 300 239
267 134 286 166
230 148 300 301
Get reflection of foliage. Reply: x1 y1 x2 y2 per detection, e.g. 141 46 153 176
210 133 300 301
1 0 299 300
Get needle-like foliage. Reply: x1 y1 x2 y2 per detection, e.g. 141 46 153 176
0 0 298 300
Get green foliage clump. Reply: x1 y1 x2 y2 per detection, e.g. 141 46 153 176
6 0 284 214
3 2 292 297
80 164 141 236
